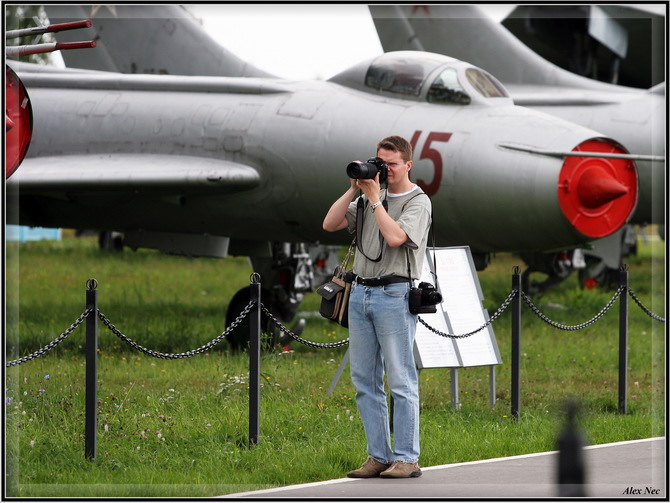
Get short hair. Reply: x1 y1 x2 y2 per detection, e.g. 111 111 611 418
376 136 413 163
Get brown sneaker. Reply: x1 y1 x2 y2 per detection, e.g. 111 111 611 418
380 461 422 478
347 456 392 478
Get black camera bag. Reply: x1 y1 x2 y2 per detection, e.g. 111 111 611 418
316 241 355 327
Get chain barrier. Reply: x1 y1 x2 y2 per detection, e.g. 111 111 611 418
260 304 350 349
97 301 255 359
522 286 625 331
8 275 662 461
5 309 92 367
6 284 664 366
628 288 666 322
418 289 518 339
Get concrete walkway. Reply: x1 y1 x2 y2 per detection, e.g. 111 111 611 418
226 437 665 499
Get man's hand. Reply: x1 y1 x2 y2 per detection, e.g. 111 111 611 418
323 178 360 232
356 173 381 204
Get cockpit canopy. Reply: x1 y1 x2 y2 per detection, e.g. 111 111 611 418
329 51 510 105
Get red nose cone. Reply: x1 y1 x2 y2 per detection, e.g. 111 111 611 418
5 65 33 179
577 167 628 208
558 139 637 238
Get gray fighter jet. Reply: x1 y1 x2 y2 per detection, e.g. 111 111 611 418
41 4 664 292
5 12 645 347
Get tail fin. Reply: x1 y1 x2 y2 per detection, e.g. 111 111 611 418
43 4 274 77
369 5 635 92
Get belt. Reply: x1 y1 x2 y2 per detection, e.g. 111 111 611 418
354 275 410 287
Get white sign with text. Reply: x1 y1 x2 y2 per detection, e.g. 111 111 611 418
413 246 502 369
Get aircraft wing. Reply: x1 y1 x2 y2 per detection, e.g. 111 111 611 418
9 154 261 196
506 85 638 107
508 81 666 107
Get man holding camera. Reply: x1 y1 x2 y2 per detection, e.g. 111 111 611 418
323 136 432 478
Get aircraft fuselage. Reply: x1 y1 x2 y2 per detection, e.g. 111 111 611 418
9 62 638 256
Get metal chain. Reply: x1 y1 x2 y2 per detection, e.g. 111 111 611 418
418 289 518 339
97 301 255 359
628 288 666 322
522 286 624 331
260 304 350 349
5 309 92 367
10 283 661 366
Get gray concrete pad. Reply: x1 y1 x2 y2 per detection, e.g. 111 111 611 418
226 437 665 499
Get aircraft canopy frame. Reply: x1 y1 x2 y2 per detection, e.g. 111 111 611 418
330 50 512 106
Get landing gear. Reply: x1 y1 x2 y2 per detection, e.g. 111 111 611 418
518 250 580 295
518 226 639 293
224 242 324 352
225 286 281 352
225 286 309 352
98 231 124 252
578 225 637 290
578 264 620 290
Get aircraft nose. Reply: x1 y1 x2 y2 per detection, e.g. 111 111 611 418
5 66 33 179
576 167 628 209
558 139 637 238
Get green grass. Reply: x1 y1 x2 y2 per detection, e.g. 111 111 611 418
4 232 665 497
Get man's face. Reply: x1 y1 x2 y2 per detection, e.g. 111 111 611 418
377 148 412 187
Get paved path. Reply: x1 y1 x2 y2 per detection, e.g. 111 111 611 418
227 437 665 499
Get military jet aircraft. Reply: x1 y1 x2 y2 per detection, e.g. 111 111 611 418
370 4 665 290
5 14 643 347
43 4 664 293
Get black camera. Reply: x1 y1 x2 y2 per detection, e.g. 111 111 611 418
347 157 388 184
409 282 443 314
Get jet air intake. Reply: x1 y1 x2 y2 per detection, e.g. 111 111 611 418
5 66 32 179
558 139 637 238
576 167 628 208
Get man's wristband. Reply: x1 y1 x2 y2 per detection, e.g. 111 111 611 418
370 201 383 213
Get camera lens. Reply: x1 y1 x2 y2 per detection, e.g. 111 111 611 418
419 282 442 305
427 291 442 304
347 161 377 180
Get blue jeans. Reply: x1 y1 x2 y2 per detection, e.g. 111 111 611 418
348 281 420 464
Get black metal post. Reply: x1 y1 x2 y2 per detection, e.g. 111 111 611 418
618 265 629 414
249 273 261 447
85 279 98 460
511 266 522 420
557 400 586 496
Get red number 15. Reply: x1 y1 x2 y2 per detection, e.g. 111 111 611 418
410 131 452 197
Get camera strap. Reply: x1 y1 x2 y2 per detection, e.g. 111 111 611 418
355 189 436 277
403 194 437 288
355 191 388 262
405 235 437 286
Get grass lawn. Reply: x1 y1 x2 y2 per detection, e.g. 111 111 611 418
4 231 665 497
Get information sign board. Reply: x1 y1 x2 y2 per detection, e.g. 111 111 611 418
414 246 502 369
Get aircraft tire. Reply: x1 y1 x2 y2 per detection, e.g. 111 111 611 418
98 231 124 252
578 264 620 290
225 286 281 352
